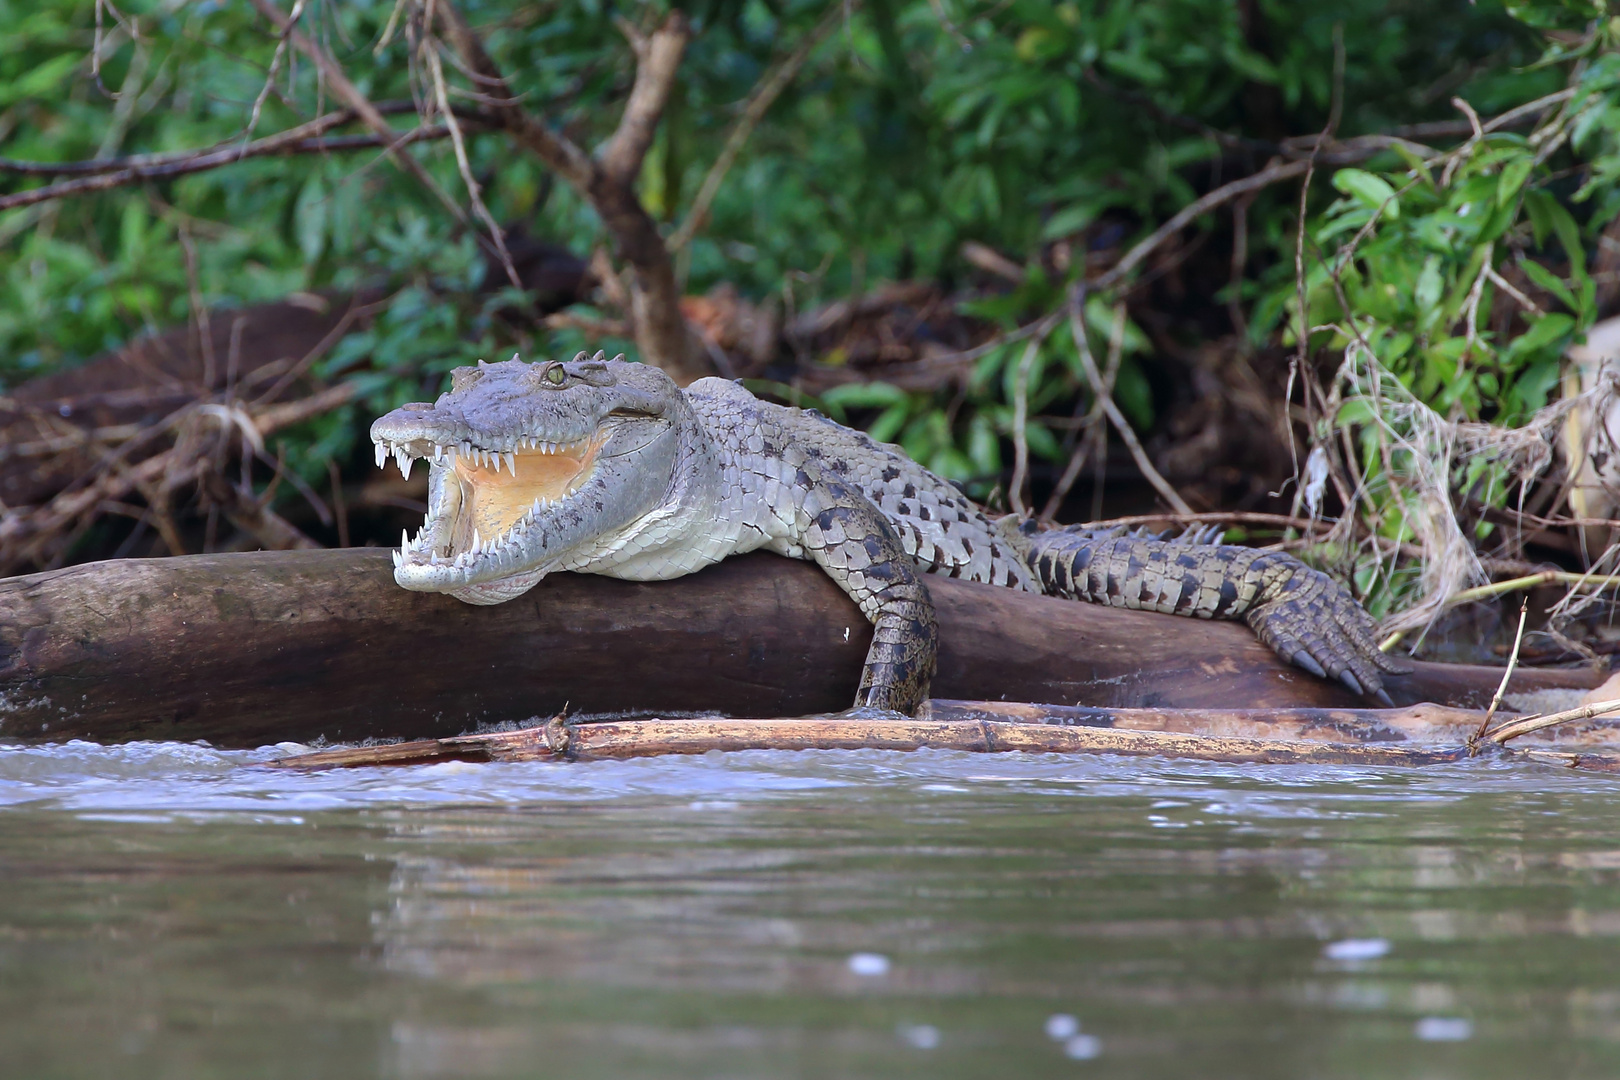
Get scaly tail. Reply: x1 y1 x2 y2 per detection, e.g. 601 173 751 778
1027 526 1411 704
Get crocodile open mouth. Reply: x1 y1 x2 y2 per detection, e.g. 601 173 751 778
372 433 604 571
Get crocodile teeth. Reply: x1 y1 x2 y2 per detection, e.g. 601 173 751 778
392 548 402 568
504 452 517 474
394 446 412 480
374 441 387 469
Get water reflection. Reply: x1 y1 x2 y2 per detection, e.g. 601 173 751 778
1 747 1619 1076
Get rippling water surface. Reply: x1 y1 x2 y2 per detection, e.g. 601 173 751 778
2 741 1619 1078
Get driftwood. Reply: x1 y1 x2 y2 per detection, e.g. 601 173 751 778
1 548 1606 748
271 699 1620 775
271 706 1472 771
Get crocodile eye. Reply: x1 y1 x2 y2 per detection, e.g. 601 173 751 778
544 364 567 385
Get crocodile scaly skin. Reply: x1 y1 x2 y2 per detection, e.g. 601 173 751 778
372 356 1408 714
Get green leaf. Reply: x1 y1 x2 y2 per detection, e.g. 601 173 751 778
1414 256 1443 318
1519 258 1578 312
1505 311 1575 363
1041 202 1098 241
1331 168 1400 219
820 381 909 410
0 52 76 107
1495 158 1533 208
1525 190 1588 282
295 177 328 267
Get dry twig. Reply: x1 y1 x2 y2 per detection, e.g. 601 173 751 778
669 1 854 253
1065 288 1193 514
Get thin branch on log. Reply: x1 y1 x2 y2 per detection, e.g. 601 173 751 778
1488 696 1620 745
268 705 1475 771
668 0 854 253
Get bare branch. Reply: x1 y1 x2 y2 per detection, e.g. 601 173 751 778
1095 158 1313 291
0 101 438 175
246 0 476 236
432 1 594 186
424 40 520 288
598 12 692 183
1066 289 1193 515
670 1 852 253
431 1 707 379
1007 335 1041 517
244 0 308 144
1040 298 1126 523
0 122 461 213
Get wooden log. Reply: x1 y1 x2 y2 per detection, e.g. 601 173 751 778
919 699 1490 744
268 711 1470 770
0 548 1605 747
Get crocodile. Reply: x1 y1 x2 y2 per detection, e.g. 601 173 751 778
369 352 1408 714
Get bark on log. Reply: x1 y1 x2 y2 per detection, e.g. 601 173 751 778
0 548 1604 747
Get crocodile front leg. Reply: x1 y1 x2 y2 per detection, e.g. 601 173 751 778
797 479 939 713
1028 528 1410 703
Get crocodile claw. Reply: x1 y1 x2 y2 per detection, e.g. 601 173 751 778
1246 563 1412 705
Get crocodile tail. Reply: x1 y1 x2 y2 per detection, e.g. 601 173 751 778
1026 529 1411 703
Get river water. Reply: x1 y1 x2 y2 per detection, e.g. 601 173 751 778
1 742 1618 1078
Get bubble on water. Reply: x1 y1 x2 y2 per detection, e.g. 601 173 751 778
1324 938 1390 961
1063 1034 1103 1060
847 952 890 976
896 1023 939 1049
1415 1017 1472 1042
1044 1013 1080 1040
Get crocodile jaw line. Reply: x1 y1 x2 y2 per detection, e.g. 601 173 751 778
373 433 605 589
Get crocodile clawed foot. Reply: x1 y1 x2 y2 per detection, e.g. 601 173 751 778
1246 565 1413 705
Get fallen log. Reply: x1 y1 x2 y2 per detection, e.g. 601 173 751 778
0 548 1605 747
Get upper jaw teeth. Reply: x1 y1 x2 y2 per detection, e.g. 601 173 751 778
369 433 595 479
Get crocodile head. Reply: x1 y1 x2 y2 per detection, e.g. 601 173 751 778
369 352 687 604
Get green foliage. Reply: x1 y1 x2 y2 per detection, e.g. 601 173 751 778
1252 11 1620 611
0 0 1614 558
